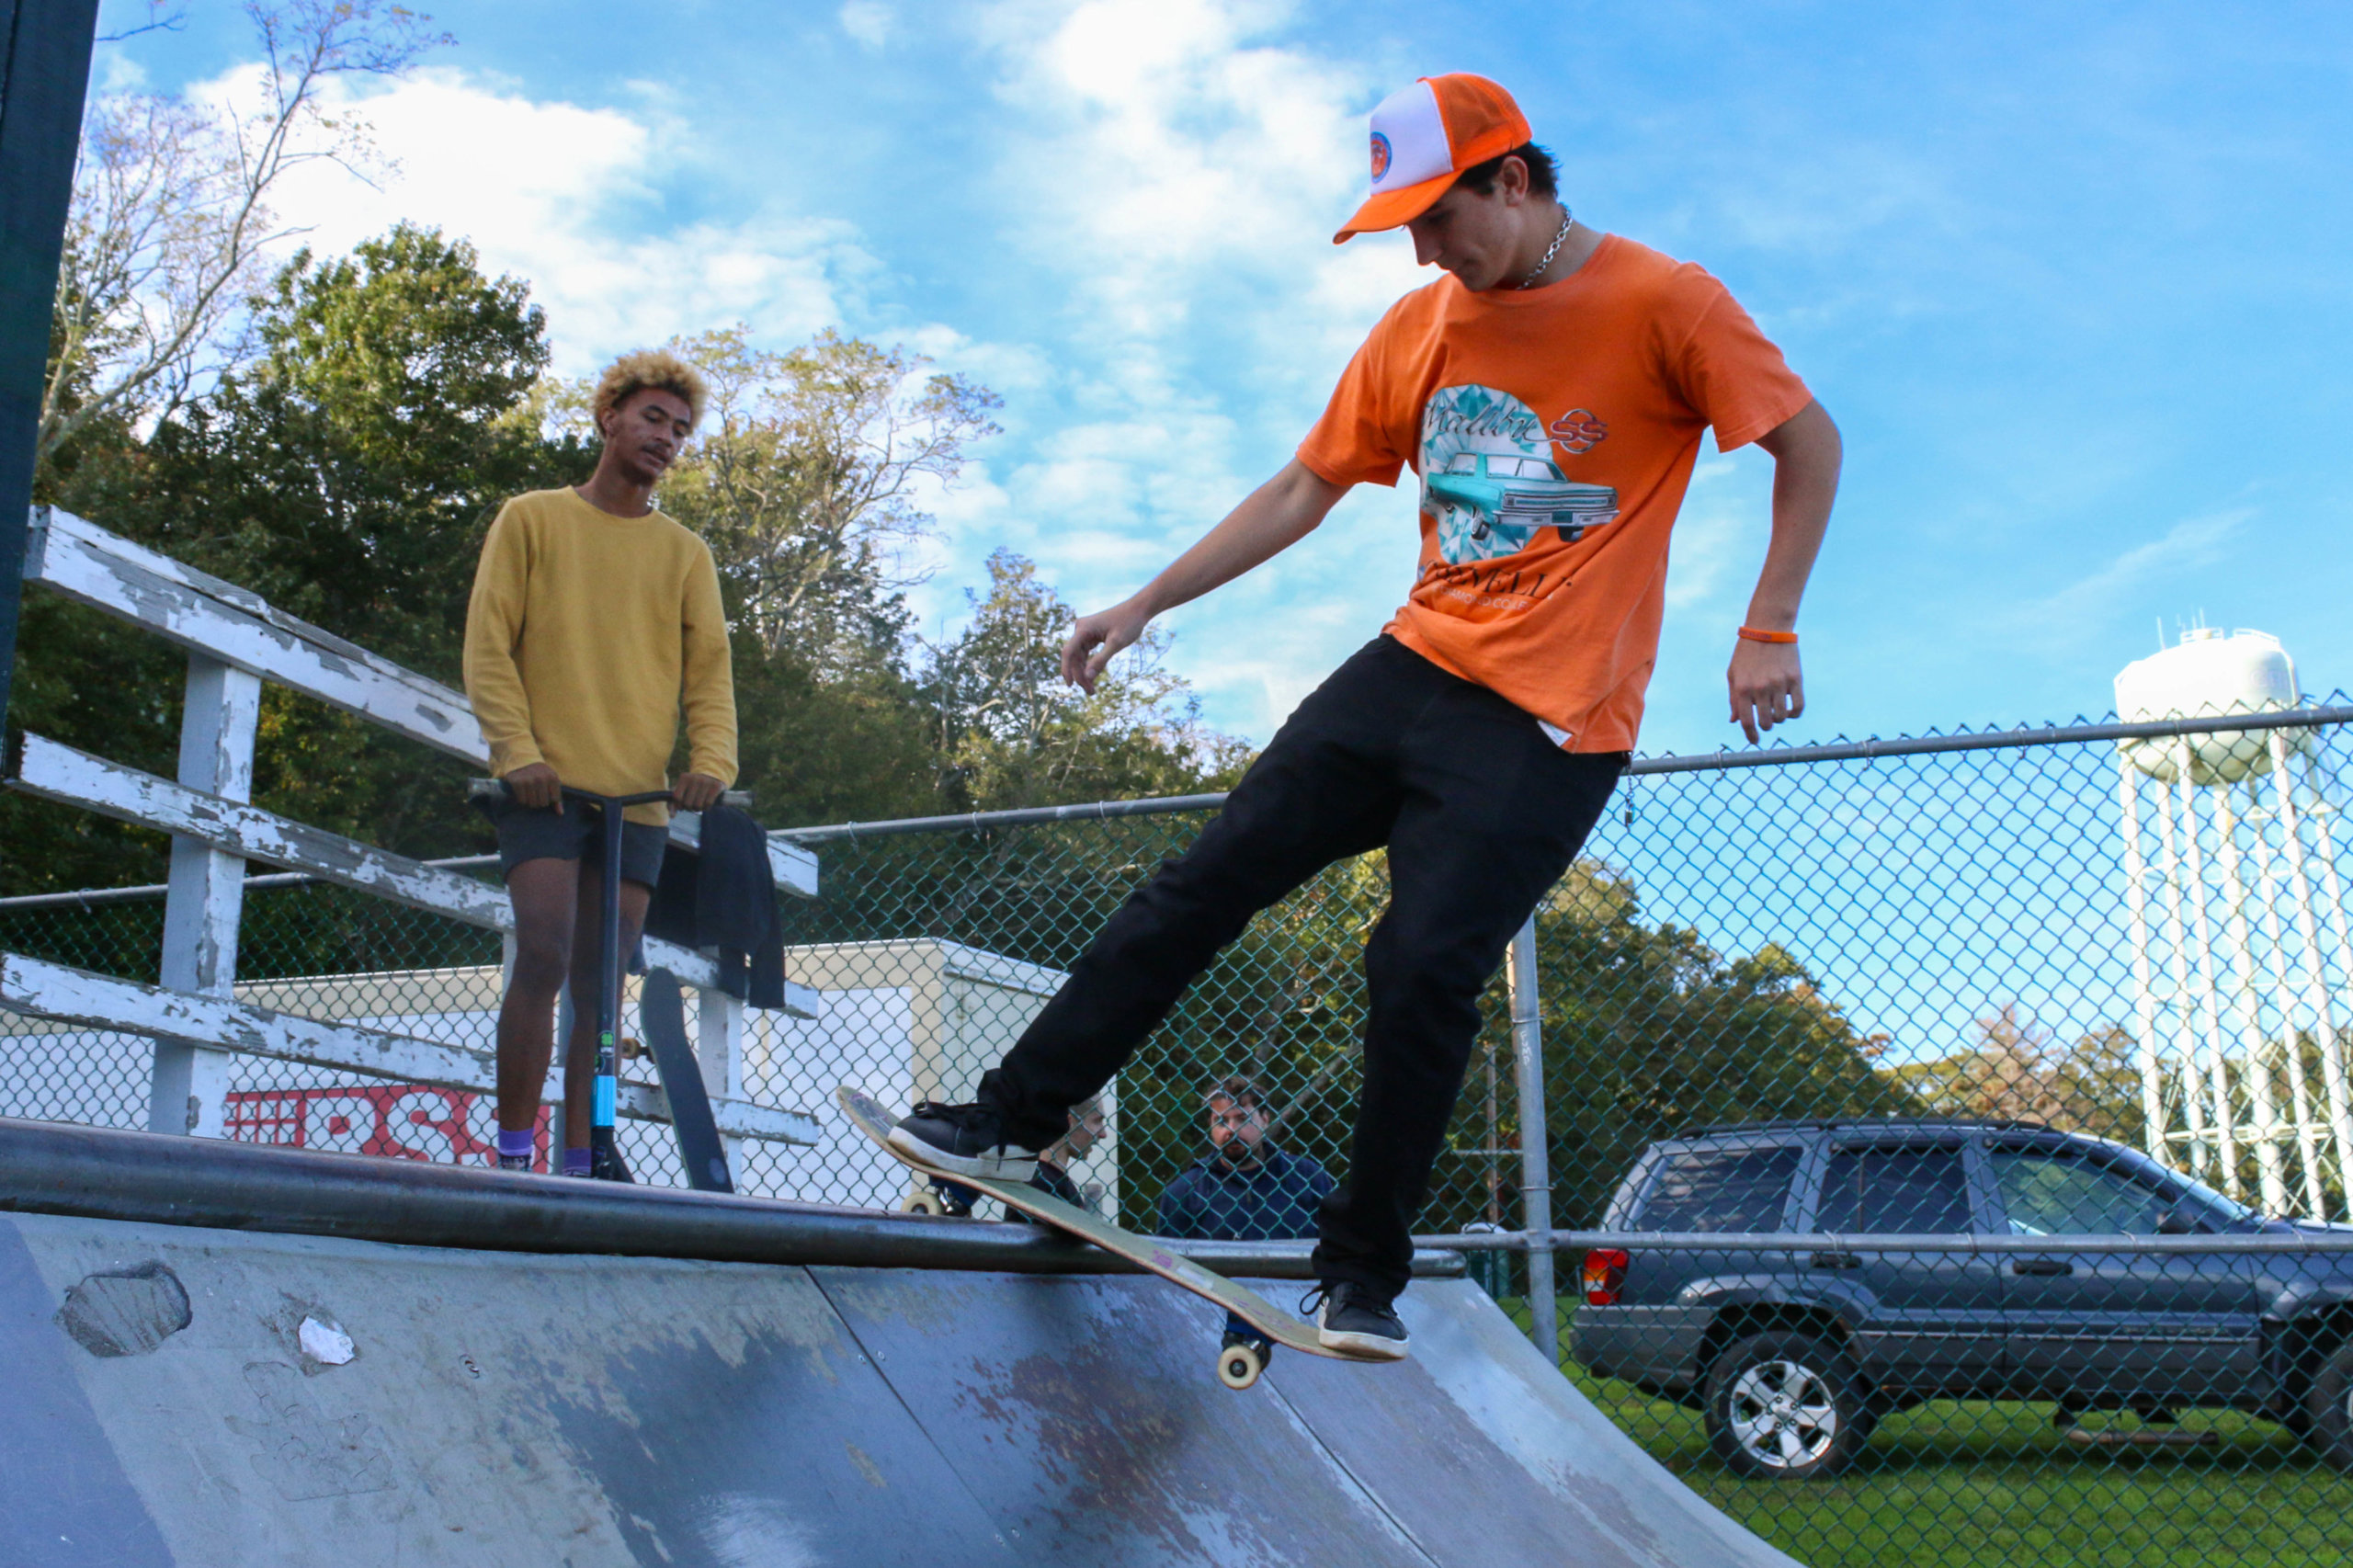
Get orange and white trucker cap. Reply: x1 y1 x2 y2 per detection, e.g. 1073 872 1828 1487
1334 74 1532 244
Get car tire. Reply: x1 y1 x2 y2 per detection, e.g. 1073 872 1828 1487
2301 1338 2353 1470
1703 1329 1875 1481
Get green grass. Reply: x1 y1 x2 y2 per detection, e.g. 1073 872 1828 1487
1494 1299 2353 1568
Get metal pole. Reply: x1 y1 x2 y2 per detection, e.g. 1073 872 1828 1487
2115 755 2169 1163
2270 736 2353 1211
2211 779 2290 1212
592 800 625 1181
2296 751 2353 1211
2177 749 2245 1197
1506 916 1554 1365
0 0 102 723
2244 763 2327 1215
2155 759 2211 1173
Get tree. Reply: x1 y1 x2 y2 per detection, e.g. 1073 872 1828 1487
922 551 1250 812
136 224 570 668
1898 1006 2150 1146
19 225 580 882
1528 881 1918 1228
42 0 448 465
646 327 1001 674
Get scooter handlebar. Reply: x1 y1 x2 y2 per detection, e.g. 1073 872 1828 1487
467 778 752 810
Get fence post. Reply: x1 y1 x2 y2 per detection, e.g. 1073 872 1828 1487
150 653 261 1136
1506 915 1555 1365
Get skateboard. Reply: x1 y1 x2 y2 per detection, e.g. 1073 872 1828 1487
638 968 733 1193
836 1085 1399 1390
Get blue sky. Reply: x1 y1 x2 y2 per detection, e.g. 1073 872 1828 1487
93 1 2353 757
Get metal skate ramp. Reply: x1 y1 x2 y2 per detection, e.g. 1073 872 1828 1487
0 1145 1796 1567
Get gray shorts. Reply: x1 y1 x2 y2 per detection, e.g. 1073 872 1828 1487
484 798 669 888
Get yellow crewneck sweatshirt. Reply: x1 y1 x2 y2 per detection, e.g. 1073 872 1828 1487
462 487 737 825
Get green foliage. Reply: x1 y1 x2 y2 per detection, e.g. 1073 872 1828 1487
1895 1006 2149 1144
654 325 1001 674
11 224 585 890
923 551 1252 812
1531 866 1919 1227
139 222 574 674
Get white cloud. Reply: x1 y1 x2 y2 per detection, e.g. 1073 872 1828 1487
2009 506 2254 642
243 66 871 372
931 0 1430 732
839 2 894 49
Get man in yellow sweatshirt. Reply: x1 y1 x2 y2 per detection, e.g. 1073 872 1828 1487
462 349 738 1175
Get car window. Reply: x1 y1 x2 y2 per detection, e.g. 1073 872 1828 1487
1638 1145 1800 1232
1990 1148 2170 1234
2103 1145 2257 1228
1816 1144 1972 1233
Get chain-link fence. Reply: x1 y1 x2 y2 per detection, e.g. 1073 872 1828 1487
6 702 2353 1567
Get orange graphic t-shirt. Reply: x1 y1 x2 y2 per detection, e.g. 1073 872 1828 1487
1296 234 1813 752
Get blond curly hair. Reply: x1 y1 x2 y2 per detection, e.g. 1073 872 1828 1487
590 348 708 432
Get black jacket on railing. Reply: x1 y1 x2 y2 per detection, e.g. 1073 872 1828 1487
642 803 788 1009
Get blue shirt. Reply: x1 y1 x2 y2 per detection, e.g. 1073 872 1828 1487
1155 1148 1336 1242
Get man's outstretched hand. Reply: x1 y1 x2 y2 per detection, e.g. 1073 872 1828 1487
673 772 725 812
1061 597 1154 694
1728 639 1803 744
504 762 563 812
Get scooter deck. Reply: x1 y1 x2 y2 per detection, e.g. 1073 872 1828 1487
642 969 733 1192
835 1085 1394 1364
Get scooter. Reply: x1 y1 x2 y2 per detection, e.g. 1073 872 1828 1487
472 777 742 1181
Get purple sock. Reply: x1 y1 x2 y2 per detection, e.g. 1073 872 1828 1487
495 1129 534 1162
563 1147 592 1176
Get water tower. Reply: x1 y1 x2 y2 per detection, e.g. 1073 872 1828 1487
2114 629 2352 1218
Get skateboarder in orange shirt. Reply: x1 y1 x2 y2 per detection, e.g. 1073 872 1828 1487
894 74 1840 1358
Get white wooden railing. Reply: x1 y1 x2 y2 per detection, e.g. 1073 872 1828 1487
5 506 823 1153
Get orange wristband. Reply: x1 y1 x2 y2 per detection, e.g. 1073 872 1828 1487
1737 626 1799 644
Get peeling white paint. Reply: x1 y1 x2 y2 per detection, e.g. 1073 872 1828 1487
298 1316 356 1366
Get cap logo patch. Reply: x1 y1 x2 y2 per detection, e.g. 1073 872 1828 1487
1370 131 1393 185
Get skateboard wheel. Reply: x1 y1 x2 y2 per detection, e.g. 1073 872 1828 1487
900 1188 946 1216
1218 1341 1267 1391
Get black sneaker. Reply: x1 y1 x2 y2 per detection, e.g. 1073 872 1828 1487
1305 1282 1409 1358
495 1153 532 1172
889 1101 1040 1182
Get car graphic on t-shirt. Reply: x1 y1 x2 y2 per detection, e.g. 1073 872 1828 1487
1423 451 1620 556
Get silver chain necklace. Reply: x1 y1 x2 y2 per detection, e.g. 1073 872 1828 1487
1516 208 1575 290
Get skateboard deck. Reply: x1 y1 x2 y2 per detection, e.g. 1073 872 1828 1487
836 1085 1397 1384
642 969 733 1193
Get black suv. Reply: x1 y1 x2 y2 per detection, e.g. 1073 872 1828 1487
1570 1119 2353 1479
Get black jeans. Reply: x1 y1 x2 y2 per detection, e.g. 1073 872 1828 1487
981 635 1625 1298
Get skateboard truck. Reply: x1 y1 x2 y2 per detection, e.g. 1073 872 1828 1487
899 1177 979 1218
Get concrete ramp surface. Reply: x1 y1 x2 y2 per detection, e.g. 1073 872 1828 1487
0 1209 1795 1568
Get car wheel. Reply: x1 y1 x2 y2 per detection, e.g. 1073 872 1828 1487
2301 1338 2353 1469
1703 1330 1874 1481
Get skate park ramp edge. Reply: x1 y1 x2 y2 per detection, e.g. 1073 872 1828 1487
0 1136 1799 1568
